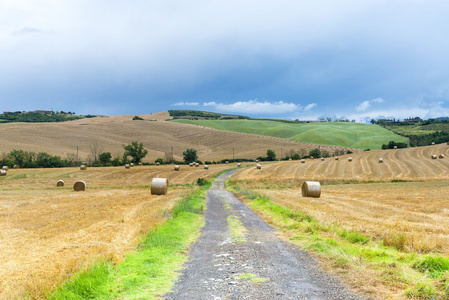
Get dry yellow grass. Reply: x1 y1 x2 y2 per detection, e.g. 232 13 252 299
255 181 449 254
0 164 234 300
0 112 356 163
233 144 449 183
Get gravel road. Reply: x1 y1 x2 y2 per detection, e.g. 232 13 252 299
164 170 364 300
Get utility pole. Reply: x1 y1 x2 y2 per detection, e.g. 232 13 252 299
76 144 79 167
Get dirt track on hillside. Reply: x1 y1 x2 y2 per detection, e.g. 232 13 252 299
164 171 364 300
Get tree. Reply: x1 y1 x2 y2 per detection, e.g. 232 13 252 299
266 149 276 161
309 148 321 158
89 141 104 164
123 141 148 164
183 148 198 163
99 152 112 165
8 149 25 166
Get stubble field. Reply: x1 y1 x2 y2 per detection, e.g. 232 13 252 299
0 163 235 300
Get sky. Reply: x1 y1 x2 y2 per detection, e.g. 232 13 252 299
1 1 449 122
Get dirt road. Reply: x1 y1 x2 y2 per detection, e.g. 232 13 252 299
164 171 364 300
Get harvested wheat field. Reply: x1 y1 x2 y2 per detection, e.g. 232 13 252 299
233 143 449 184
0 112 355 164
0 164 234 300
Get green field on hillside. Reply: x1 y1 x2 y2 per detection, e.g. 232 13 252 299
172 119 408 150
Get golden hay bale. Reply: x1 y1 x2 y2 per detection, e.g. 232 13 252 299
432 155 437 159
237 163 241 167
439 154 445 159
432 142 435 145
302 181 321 198
13 165 19 169
73 180 86 191
348 157 353 162
289 158 292 161
335 157 339 160
204 165 209 170
56 180 64 187
138 162 142 166
195 163 199 167
151 178 168 195
156 162 160 166
0 170 6 176
2 166 9 171
80 165 87 170
130 163 134 167
225 161 229 164
321 157 324 161
125 164 130 169
256 159 259 163
301 159 305 163
394 146 398 149
379 158 384 163
189 163 193 167
256 164 262 169
174 165 180 171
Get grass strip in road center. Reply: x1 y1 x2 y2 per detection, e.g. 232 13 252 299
48 181 211 300
226 182 449 299
227 215 247 243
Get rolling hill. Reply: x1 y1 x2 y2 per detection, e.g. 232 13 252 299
0 112 356 164
172 119 408 150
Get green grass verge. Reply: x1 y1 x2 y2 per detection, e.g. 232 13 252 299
172 119 408 150
227 215 247 243
226 182 449 299
47 181 212 300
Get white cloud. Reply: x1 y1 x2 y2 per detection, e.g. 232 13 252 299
172 102 199 106
201 100 301 115
304 103 317 111
356 97 384 112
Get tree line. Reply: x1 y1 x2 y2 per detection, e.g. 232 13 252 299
0 111 96 123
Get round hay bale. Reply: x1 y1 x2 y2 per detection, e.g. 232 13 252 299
56 180 64 187
311 156 314 160
156 162 160 166
151 178 168 195
256 164 262 169
130 163 134 167
125 164 130 169
302 181 321 198
80 165 87 170
73 180 86 191
379 158 384 163
432 142 435 145
2 166 9 171
394 146 398 149
301 159 305 163
321 157 324 161
174 165 180 171
13 165 19 169
348 157 353 162
335 157 339 160
138 162 142 166
0 170 6 176
289 158 292 161
432 155 437 159
256 159 259 163
189 163 193 167
237 163 241 167
225 161 229 164
439 154 445 159
195 163 199 167
204 165 209 170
